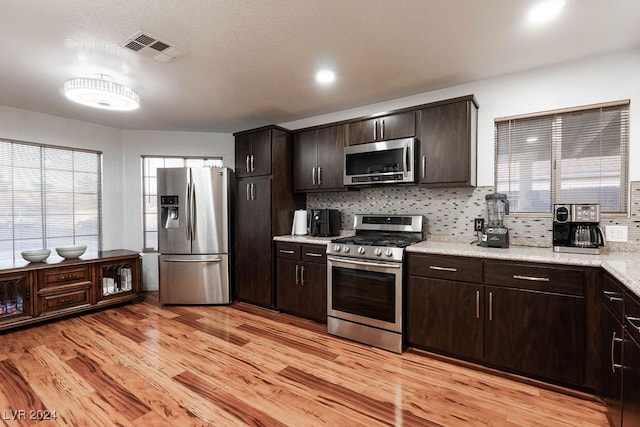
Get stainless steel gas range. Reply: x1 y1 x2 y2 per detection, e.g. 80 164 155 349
326 214 423 353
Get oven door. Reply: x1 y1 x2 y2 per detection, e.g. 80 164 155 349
327 255 403 332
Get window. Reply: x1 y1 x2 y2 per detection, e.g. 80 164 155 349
141 156 223 251
495 101 629 214
0 139 102 263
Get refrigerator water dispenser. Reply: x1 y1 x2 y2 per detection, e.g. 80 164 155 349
160 195 180 229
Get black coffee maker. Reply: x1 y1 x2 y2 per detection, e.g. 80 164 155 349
308 209 340 237
553 204 605 254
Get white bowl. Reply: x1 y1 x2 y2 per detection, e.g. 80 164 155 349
55 244 87 259
21 249 51 262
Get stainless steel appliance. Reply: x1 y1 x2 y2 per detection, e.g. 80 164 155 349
344 137 416 186
553 203 605 254
158 167 232 304
327 214 423 353
481 193 510 248
308 208 340 237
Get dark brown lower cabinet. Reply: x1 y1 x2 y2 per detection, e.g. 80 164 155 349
407 276 483 361
623 329 640 426
275 242 327 323
484 285 585 386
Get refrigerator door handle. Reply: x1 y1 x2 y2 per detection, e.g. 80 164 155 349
185 181 192 240
190 182 196 240
163 257 222 263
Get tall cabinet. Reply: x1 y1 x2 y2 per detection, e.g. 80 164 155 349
233 126 304 308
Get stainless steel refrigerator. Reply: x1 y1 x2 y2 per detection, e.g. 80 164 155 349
157 167 232 304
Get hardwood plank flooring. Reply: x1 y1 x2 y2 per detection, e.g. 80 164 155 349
0 292 609 426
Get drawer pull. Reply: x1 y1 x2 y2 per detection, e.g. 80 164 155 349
604 290 624 302
627 316 640 333
279 250 296 254
611 331 623 373
305 252 323 257
58 274 78 281
429 266 457 272
58 296 75 304
513 274 549 282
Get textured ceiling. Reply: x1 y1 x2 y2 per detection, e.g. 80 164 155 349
0 0 639 132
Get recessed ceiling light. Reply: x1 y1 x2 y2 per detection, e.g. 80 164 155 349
315 69 336 84
527 0 565 25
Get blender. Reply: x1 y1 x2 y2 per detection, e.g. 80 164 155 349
481 193 510 248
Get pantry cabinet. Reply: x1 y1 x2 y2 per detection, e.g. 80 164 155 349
0 250 141 332
234 126 305 309
275 241 327 323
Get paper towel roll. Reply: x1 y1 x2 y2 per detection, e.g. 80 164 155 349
291 210 308 235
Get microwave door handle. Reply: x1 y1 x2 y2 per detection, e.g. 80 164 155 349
403 144 408 177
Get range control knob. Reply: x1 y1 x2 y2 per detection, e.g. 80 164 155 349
373 248 382 256
357 246 366 255
385 248 394 257
333 244 341 252
342 246 350 253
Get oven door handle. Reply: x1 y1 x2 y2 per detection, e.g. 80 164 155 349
327 256 402 269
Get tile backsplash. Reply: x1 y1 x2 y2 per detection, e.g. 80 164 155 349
307 181 640 251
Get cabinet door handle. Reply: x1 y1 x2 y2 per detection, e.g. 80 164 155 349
626 316 640 333
373 120 377 140
250 155 255 172
611 331 623 373
305 252 323 257
301 265 305 286
513 274 550 282
317 167 322 185
295 264 300 285
251 183 256 200
476 290 480 319
381 119 385 139
246 183 251 201
604 290 624 302
429 265 457 272
421 155 426 179
489 291 493 321
312 167 316 186
279 250 295 254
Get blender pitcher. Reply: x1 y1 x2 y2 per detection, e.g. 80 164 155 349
485 193 510 227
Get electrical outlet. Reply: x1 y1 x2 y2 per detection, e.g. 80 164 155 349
474 218 484 232
605 225 628 242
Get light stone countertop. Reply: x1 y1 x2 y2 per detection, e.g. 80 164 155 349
273 235 640 299
407 240 640 299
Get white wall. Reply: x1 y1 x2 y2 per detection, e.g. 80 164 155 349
0 105 125 250
121 130 234 290
280 48 640 186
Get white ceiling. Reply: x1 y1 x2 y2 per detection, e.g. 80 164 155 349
1 0 639 133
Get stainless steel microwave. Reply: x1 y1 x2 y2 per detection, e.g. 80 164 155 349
344 137 416 186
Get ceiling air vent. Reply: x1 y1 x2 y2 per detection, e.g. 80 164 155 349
121 31 188 63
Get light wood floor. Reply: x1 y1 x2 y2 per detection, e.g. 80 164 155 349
0 292 609 426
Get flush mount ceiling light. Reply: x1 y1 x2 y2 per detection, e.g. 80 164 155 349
63 74 140 111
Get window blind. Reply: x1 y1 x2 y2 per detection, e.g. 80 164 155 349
495 101 629 214
0 139 102 262
141 156 223 251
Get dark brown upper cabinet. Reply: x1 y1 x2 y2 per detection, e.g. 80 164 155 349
234 128 272 177
418 96 478 187
348 111 416 145
293 124 347 192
